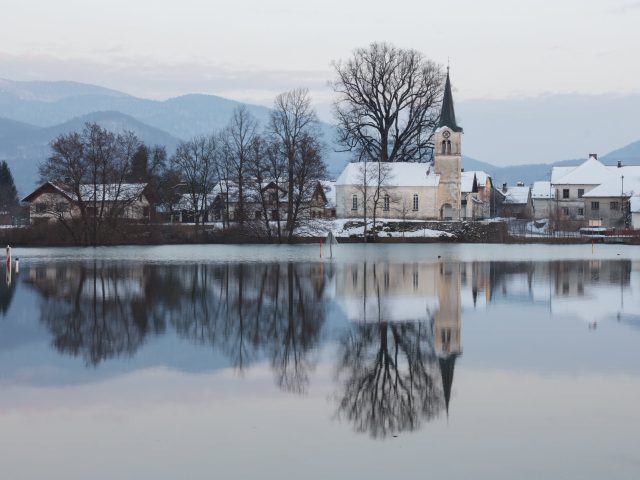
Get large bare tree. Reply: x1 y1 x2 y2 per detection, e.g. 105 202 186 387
331 42 444 164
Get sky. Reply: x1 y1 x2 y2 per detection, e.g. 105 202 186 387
2 0 640 167
1 0 640 109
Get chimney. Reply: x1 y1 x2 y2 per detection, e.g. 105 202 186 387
502 182 507 193
517 181 524 187
617 160 622 168
589 153 598 160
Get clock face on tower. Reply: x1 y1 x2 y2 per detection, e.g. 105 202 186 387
442 130 451 139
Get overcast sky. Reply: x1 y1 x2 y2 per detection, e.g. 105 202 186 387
1 0 640 109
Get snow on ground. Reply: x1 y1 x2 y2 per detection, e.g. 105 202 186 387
312 218 452 239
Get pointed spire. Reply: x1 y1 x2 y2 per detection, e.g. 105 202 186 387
439 353 459 417
438 68 463 133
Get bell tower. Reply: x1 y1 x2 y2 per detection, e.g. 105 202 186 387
434 68 463 220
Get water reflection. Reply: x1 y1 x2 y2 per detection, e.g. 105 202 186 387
21 257 637 438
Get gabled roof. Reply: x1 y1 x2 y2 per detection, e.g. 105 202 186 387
438 69 463 133
552 156 614 185
22 181 72 203
23 181 148 203
335 162 439 187
461 171 489 193
531 181 554 199
502 186 531 204
583 175 640 198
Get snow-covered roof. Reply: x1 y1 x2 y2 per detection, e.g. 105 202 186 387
550 166 575 184
583 175 640 198
552 156 613 185
502 186 530 204
335 162 439 187
78 183 147 202
531 181 554 199
461 170 489 193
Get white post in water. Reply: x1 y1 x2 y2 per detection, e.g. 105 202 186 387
15 258 19 274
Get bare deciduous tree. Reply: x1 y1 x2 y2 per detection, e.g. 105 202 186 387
331 42 444 165
223 106 259 226
171 135 217 235
40 122 142 245
268 88 322 240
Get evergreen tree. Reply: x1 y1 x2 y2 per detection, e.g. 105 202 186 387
0 161 18 213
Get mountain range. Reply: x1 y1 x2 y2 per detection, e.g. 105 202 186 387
1 78 640 195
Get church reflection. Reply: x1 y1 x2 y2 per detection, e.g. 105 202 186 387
334 261 462 438
21 256 638 438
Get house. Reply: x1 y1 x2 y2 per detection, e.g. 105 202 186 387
334 69 463 221
531 181 554 219
310 181 337 219
549 154 640 228
461 171 493 220
22 182 150 224
498 182 533 219
582 174 640 228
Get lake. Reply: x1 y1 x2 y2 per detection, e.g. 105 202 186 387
1 244 640 479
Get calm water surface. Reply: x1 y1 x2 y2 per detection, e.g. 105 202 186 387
1 244 640 479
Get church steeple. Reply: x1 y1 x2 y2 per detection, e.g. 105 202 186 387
438 69 463 133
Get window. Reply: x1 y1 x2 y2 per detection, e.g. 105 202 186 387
591 201 600 211
578 188 584 198
561 207 569 215
578 207 584 216
35 203 47 213
55 202 69 213
383 194 390 211
610 201 619 211
446 140 452 154
412 194 419 211
441 140 446 154
351 194 358 211
563 189 570 199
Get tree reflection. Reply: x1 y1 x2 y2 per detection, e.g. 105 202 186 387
27 261 326 392
335 320 444 438
32 263 158 366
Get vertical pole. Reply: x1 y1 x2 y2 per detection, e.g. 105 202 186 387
320 239 323 258
15 258 19 274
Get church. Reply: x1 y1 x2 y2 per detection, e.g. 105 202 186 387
334 70 463 221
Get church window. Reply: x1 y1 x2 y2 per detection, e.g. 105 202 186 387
412 194 419 211
446 140 452 155
441 140 446 154
351 194 358 211
383 194 390 211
